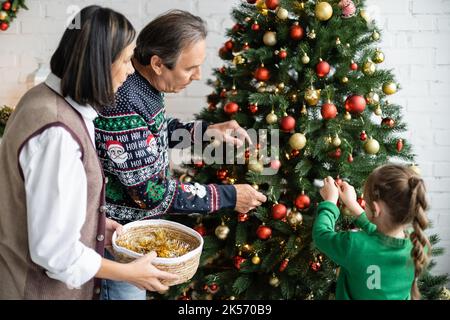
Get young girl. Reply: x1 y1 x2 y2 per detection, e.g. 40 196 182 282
313 164 431 300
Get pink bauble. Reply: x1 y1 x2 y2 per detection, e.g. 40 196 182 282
339 0 356 18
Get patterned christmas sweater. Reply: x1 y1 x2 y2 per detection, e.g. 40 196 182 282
94 72 236 224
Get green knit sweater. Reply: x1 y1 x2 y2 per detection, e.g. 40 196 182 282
313 201 415 300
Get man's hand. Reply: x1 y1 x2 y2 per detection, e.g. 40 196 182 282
206 120 252 147
105 218 123 247
234 184 267 213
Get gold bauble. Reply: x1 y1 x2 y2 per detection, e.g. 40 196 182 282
277 82 285 90
215 224 230 240
248 161 264 173
240 243 253 254
263 31 277 46
276 7 289 20
0 11 7 21
252 184 259 191
341 76 349 84
256 0 267 11
360 10 372 23
366 91 380 105
289 133 307 150
364 138 380 155
251 255 261 265
344 111 352 121
373 49 385 64
287 210 303 226
266 111 278 124
374 106 382 116
336 37 341 45
301 53 310 64
363 60 376 76
269 276 280 287
180 174 193 183
332 135 342 147
383 82 397 95
301 104 308 116
232 55 245 65
315 2 333 21
227 177 236 185
410 165 422 176
325 136 333 144
372 30 380 41
305 87 321 106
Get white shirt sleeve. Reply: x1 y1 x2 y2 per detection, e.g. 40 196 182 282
19 126 102 289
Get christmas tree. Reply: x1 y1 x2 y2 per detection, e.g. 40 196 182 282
162 0 448 300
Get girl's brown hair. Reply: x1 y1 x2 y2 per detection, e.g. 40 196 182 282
363 164 431 300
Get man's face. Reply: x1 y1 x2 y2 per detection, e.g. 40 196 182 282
159 39 206 93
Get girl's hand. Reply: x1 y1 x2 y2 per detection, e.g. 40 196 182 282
338 182 364 217
320 176 339 204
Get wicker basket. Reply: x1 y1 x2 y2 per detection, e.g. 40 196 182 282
112 219 203 286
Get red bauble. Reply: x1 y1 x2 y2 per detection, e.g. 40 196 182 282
382 118 395 128
251 23 260 31
178 294 191 300
357 198 366 210
316 60 331 78
347 154 354 163
397 139 404 152
290 23 304 40
224 102 239 115
194 224 207 237
238 212 250 222
265 0 279 10
278 50 288 60
280 115 296 132
350 62 358 71
360 131 367 141
225 40 234 51
254 66 270 81
243 43 250 50
279 258 289 272
217 169 228 180
234 255 247 270
345 95 366 114
272 203 287 220
2 2 11 11
270 159 281 170
249 104 259 114
219 67 226 74
0 22 8 31
321 102 337 120
232 24 243 33
295 193 311 210
220 89 227 98
209 283 219 292
290 149 301 158
329 148 342 159
219 47 230 59
247 0 257 3
310 261 321 272
256 225 272 240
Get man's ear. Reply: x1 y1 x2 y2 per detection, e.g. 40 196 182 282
150 55 164 76
372 201 382 218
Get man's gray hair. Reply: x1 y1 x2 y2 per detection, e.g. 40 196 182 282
134 10 207 69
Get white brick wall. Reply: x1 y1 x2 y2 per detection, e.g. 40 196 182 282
1 0 449 278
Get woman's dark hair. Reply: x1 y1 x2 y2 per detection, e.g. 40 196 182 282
134 10 207 69
50 5 135 110
364 164 431 300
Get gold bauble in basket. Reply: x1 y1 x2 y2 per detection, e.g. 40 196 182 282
112 219 204 286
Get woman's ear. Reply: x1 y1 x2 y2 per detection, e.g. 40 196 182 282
150 55 164 76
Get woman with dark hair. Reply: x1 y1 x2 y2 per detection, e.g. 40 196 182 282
0 6 177 300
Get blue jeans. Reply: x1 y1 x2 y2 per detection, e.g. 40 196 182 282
101 250 147 300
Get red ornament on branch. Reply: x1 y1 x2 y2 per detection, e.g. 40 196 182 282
225 40 234 51
345 95 367 114
257 225 272 240
234 255 246 270
224 102 239 115
254 65 271 81
238 212 250 222
265 0 279 10
272 203 287 220
310 261 321 272
217 169 229 180
350 61 358 71
381 118 395 128
360 131 367 141
270 159 281 170
290 23 304 40
251 22 260 31
194 224 207 237
0 22 8 31
321 101 337 120
347 154 354 163
247 0 257 3
279 258 289 272
280 115 296 132
248 104 259 114
295 192 311 210
397 139 404 152
2 1 11 11
329 148 342 159
316 59 331 78
278 49 288 60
